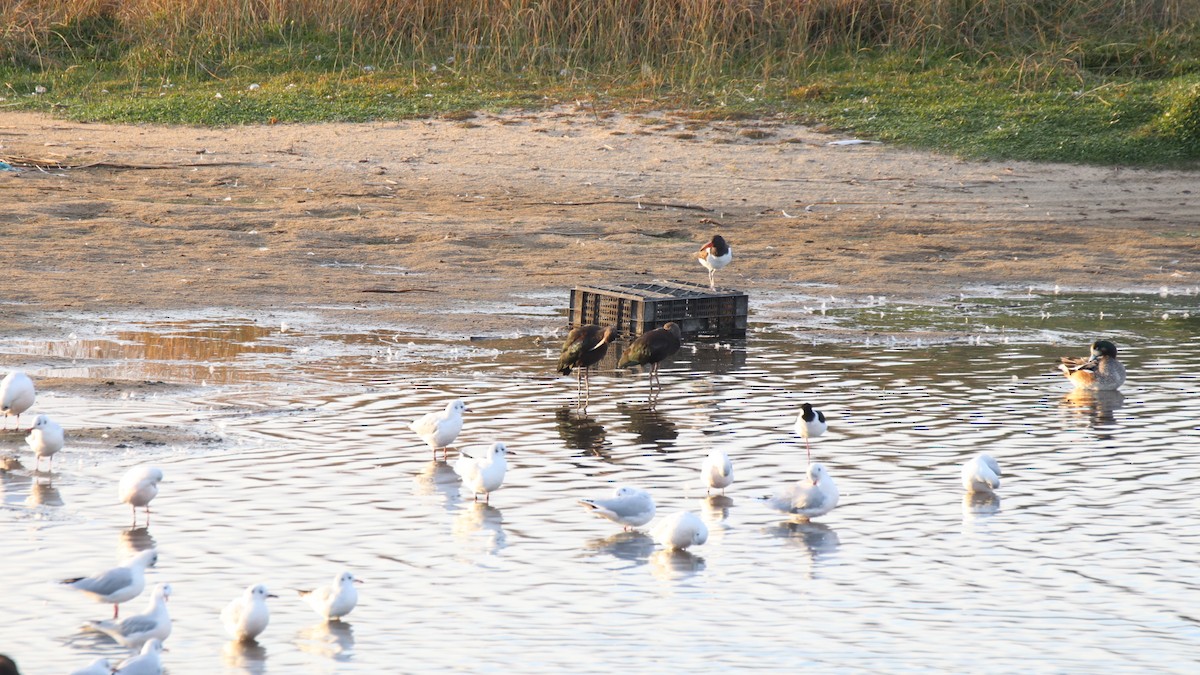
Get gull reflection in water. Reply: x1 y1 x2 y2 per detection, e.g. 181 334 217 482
701 495 734 524
962 492 1002 538
649 549 706 581
555 405 608 457
222 638 267 675
962 491 1001 517
26 477 64 508
1061 389 1125 429
119 527 157 559
1 456 31 505
412 459 461 506
452 501 507 556
297 620 355 661
584 531 656 566
765 521 841 561
618 403 678 450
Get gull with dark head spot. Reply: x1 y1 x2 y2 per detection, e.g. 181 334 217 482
61 549 159 619
410 399 468 460
762 463 840 520
578 486 656 531
87 582 172 650
222 583 277 642
453 442 510 503
26 413 64 472
298 571 362 621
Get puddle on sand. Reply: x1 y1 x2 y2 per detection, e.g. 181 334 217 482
2 293 1200 673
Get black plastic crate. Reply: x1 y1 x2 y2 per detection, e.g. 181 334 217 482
569 280 748 339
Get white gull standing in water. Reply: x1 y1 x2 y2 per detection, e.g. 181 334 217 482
701 449 734 495
26 413 64 472
112 638 164 675
762 462 840 520
0 370 35 429
119 466 164 525
961 453 1001 494
62 549 159 619
651 511 709 551
298 571 362 621
409 399 467 459
578 486 656 530
87 582 172 650
222 583 276 642
453 442 510 503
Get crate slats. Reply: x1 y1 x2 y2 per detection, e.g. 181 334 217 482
569 280 748 339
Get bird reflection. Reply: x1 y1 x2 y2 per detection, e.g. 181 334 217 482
765 521 841 560
554 405 608 456
1061 389 1125 428
618 403 678 450
222 638 267 675
584 531 655 564
26 477 63 507
0 456 30 505
296 620 355 661
451 501 506 556
649 549 706 581
701 495 733 524
962 491 1001 517
119 527 157 559
687 342 746 375
412 459 461 506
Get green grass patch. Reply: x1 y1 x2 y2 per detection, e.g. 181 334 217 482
3 0 1200 166
5 56 1198 166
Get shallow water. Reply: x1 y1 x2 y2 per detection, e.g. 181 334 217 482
3 292 1200 673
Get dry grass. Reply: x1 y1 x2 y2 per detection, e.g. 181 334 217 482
3 0 1198 81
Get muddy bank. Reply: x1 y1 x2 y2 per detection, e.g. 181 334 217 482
1 107 1197 341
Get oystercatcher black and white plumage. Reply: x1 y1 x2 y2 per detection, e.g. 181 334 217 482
695 234 732 290
557 324 618 400
618 322 682 388
794 402 827 460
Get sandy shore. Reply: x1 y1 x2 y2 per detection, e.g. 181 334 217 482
1 107 1196 340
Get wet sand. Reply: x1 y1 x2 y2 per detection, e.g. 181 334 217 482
1 107 1197 341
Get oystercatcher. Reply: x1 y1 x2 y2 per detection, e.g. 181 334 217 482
695 234 732 290
794 402 827 460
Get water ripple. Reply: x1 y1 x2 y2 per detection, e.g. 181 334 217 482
3 297 1200 672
